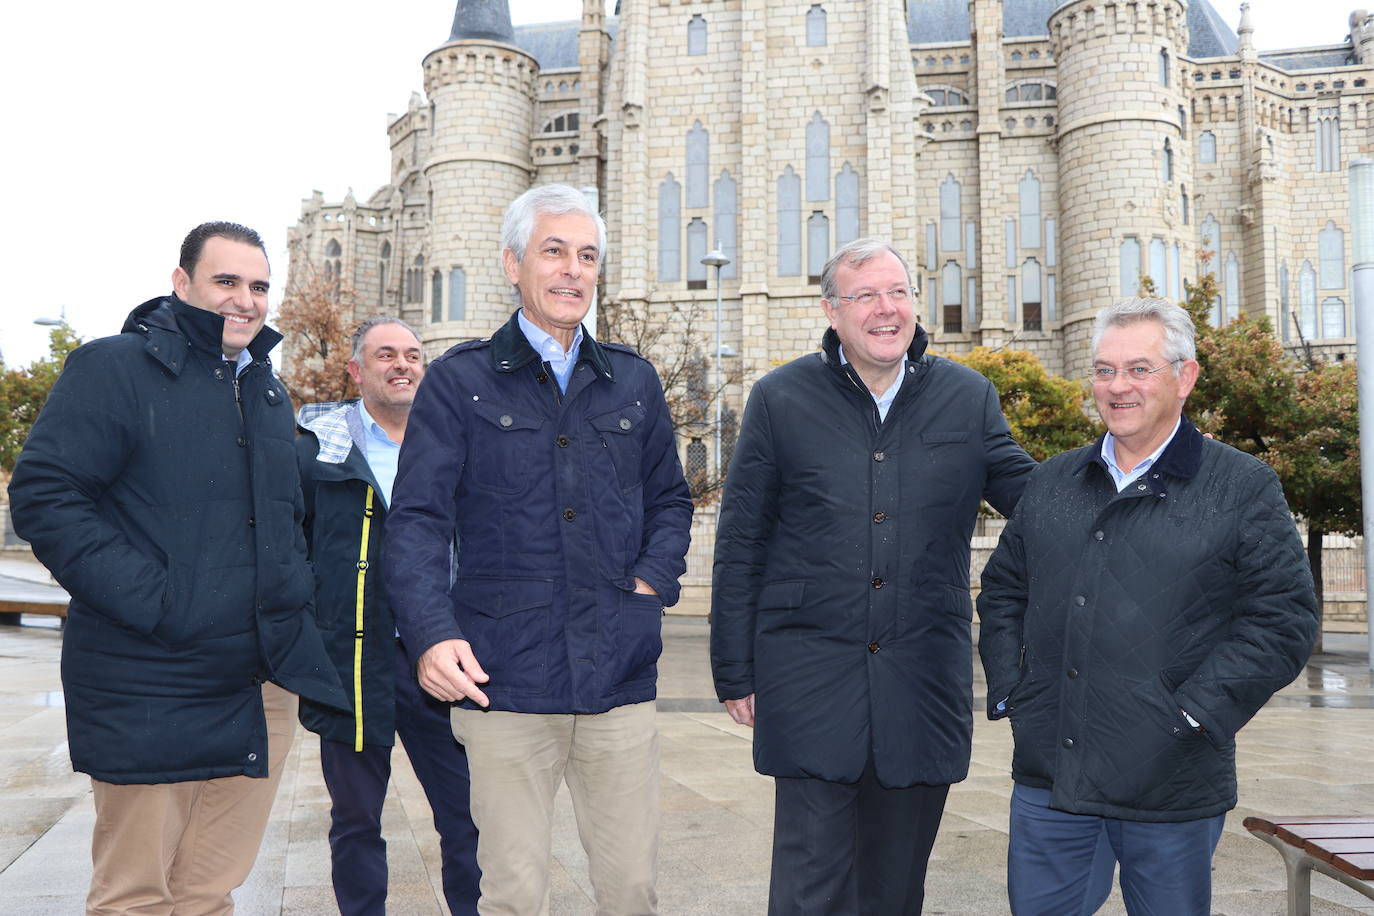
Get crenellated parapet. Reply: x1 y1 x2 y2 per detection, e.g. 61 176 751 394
422 40 538 98
1048 0 1187 50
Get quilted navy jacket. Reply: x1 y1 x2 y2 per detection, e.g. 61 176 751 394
384 311 693 715
711 325 1036 787
977 419 1318 821
8 297 347 784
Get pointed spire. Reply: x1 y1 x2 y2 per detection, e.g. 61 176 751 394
448 0 515 44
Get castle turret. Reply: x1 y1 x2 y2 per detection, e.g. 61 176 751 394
421 0 537 351
1050 0 1191 375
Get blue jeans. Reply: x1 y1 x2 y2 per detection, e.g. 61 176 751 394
1007 783 1224 916
319 644 480 916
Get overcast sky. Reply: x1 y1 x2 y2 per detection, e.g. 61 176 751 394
0 0 1353 368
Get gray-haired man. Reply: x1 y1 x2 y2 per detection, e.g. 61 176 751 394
384 185 693 914
977 298 1317 915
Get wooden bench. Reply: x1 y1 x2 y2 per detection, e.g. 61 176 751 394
0 572 68 620
1243 815 1374 916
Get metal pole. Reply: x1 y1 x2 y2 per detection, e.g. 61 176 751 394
714 263 723 472
1347 159 1374 669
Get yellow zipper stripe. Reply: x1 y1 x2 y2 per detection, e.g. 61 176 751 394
354 487 374 752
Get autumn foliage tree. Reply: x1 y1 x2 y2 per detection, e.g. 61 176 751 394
0 324 83 472
275 257 359 407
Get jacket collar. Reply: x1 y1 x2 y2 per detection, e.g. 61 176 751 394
818 324 930 370
488 309 614 382
1075 414 1204 480
300 401 382 488
121 295 281 375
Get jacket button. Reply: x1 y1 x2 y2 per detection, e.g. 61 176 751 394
873 450 885 462
871 577 883 589
873 512 887 523
536 372 549 384
1062 738 1074 749
248 752 258 762
557 435 570 447
1137 483 1148 491
499 414 513 427
213 367 225 380
1074 595 1085 606
868 641 880 653
619 417 632 430
247 517 255 527
1093 530 1104 541
1067 667 1078 678
237 436 247 447
357 560 369 570
564 508 577 521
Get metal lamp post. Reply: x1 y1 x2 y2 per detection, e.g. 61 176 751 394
1347 158 1374 669
700 247 731 473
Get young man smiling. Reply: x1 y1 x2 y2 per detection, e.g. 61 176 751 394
9 221 347 914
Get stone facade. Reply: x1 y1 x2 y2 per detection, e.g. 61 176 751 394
287 0 1373 599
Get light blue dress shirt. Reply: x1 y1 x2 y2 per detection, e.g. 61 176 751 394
518 309 584 393
224 349 252 376
357 402 401 507
838 344 907 422
1101 416 1181 493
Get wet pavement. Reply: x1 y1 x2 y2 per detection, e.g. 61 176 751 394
1 598 1373 913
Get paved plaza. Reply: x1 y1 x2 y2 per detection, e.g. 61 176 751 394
2 557 1374 913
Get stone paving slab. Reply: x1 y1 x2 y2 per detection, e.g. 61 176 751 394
3 618 1374 913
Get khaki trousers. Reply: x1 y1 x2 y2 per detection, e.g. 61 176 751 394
86 682 298 916
451 701 659 916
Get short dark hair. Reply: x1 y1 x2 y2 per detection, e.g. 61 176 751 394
179 221 268 277
350 316 422 362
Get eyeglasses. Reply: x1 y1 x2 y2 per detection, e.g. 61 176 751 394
1089 359 1182 384
836 287 912 308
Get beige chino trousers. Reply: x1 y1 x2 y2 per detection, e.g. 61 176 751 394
452 701 660 916
86 682 298 916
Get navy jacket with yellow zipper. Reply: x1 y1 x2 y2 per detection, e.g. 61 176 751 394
296 401 401 749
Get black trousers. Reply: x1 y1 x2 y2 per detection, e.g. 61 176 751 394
319 644 480 916
768 760 950 916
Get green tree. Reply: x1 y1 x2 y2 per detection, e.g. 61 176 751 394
0 324 83 472
1262 361 1361 653
1183 261 1359 651
949 346 1099 462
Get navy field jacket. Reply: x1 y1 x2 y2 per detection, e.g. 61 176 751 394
385 311 693 715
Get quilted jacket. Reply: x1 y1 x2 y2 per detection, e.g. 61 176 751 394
8 296 347 784
977 419 1318 821
711 325 1036 787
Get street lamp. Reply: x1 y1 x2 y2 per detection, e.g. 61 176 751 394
1348 159 1374 669
700 247 731 473
33 307 66 327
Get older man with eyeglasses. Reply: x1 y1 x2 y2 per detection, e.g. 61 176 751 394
977 297 1318 915
711 237 1036 914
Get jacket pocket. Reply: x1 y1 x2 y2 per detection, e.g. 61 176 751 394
758 580 806 610
589 403 647 491
470 402 544 494
454 576 553 694
607 589 664 689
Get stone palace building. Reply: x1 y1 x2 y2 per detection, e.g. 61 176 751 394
288 0 1372 595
